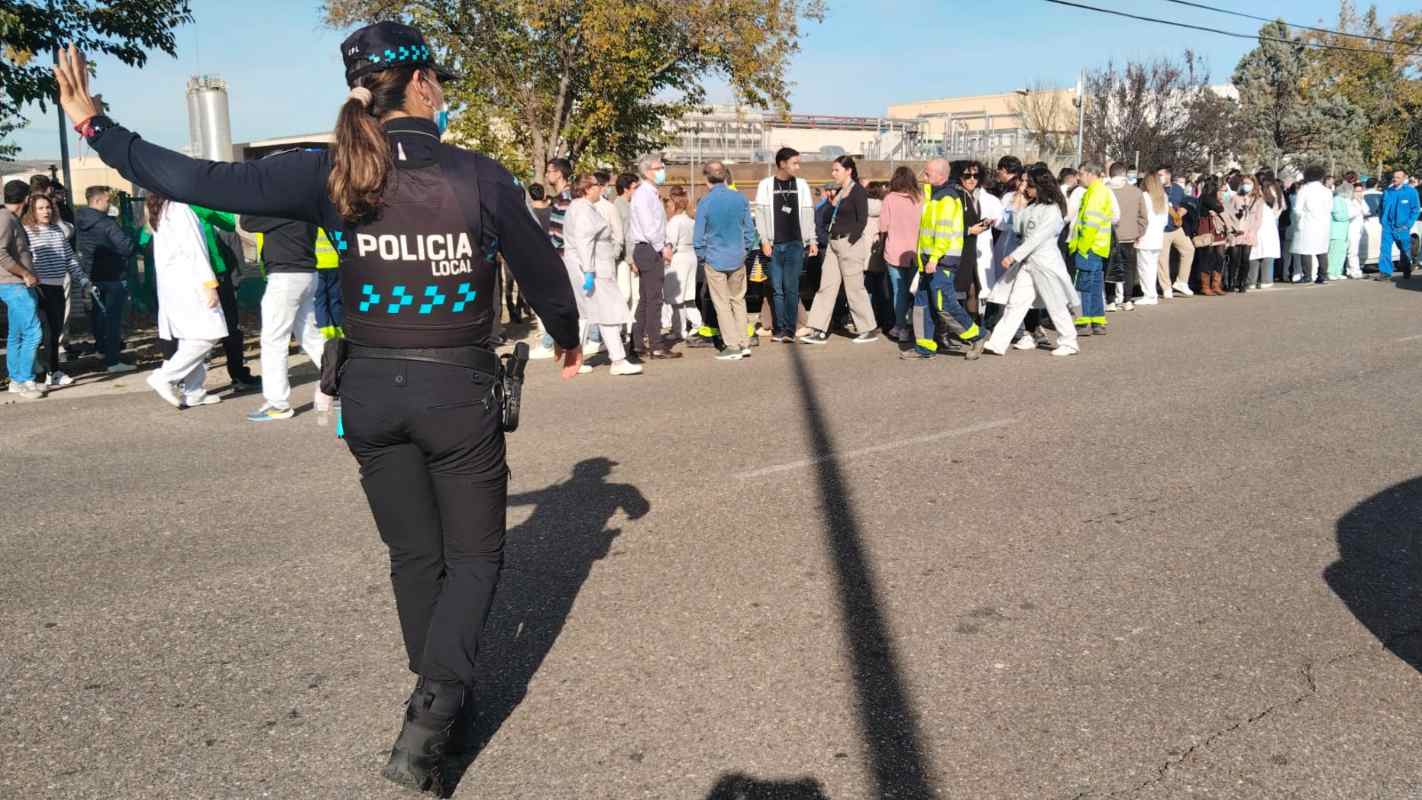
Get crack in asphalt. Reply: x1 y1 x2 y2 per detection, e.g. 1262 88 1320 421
1066 628 1422 800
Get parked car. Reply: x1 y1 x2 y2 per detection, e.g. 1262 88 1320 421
1360 189 1422 267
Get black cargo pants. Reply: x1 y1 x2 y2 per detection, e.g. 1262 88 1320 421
341 357 507 687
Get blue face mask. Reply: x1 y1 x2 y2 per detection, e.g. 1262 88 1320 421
436 104 449 136
654 168 667 185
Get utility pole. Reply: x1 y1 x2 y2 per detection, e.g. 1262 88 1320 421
1074 69 1085 167
50 5 73 194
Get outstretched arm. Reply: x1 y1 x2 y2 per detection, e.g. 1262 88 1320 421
55 45 327 224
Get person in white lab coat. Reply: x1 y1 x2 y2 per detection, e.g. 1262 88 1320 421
1289 165 1334 284
1346 182 1366 279
144 192 227 409
982 166 1081 358
564 175 641 376
664 187 701 341
1134 173 1169 304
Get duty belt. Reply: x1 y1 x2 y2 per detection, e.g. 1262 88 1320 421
346 343 499 376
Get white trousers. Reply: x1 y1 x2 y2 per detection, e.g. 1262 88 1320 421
599 324 627 362
983 269 1079 354
259 272 324 408
1347 224 1363 276
154 338 218 403
1135 248 1160 301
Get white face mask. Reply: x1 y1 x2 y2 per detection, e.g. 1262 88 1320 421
1241 183 1253 194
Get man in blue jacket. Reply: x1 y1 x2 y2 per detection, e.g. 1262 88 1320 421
1377 167 1419 280
693 161 759 361
74 186 137 372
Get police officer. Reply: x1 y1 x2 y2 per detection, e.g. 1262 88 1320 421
53 23 583 795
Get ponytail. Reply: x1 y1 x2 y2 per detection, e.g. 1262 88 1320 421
328 66 418 223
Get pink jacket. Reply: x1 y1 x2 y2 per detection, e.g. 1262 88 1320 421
878 191 922 269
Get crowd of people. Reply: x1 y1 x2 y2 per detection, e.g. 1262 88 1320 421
0 171 338 415
515 148 1422 373
2 147 1419 405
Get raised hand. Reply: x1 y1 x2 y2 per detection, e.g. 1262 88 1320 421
52 44 101 126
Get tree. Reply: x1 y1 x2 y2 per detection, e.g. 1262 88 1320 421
1299 1 1422 174
323 0 824 179
1015 80 1076 166
1232 18 1366 174
0 0 193 158
1080 51 1242 175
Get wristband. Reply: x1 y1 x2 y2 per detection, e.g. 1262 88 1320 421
73 115 111 140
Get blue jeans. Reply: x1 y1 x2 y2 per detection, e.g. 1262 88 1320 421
91 280 129 366
767 241 805 335
0 284 42 382
911 264 978 354
887 265 913 333
1073 253 1106 324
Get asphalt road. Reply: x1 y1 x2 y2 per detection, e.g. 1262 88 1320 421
4 278 1422 800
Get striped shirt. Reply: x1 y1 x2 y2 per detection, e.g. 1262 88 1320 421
23 224 85 287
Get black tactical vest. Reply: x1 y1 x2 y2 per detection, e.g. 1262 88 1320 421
337 157 495 349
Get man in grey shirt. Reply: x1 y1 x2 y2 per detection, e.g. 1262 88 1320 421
0 180 45 399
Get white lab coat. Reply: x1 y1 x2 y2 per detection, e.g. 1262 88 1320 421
1249 201 1281 261
564 198 629 326
1290 181 1333 255
976 189 1004 294
665 212 698 304
154 201 227 342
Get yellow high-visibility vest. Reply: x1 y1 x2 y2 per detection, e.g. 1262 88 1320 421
1070 181 1114 258
915 185 964 270
315 228 340 269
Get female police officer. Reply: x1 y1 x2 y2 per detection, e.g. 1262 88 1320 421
54 22 583 794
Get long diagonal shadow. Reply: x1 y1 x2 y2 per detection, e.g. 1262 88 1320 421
441 457 650 795
784 344 939 798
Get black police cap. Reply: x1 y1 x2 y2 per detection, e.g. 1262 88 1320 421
340 21 460 87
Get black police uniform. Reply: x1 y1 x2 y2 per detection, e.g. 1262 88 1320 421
78 58 580 694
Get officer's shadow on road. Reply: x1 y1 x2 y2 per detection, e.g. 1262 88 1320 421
1325 475 1422 671
442 456 649 793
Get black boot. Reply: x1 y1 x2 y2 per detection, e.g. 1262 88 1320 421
382 677 467 795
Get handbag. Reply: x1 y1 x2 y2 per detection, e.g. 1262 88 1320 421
1192 213 1215 248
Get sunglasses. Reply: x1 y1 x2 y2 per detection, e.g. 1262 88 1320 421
962 172 980 179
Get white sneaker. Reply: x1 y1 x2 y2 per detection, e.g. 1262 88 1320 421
7 380 45 400
1105 302 1120 312
1136 297 1158 305
1051 346 1079 357
48 371 74 387
1163 289 1174 299
1259 283 1273 289
528 344 556 360
106 362 137 374
185 393 221 407
610 360 643 376
146 373 182 408
1172 281 1193 296
1123 301 1135 311
581 341 602 356
576 364 593 374
1013 336 1037 351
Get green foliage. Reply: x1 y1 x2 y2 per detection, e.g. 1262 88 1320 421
323 0 823 182
0 0 192 157
1233 15 1371 175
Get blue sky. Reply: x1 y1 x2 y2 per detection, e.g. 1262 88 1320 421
10 0 1417 159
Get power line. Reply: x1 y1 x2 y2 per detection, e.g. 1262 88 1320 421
1160 0 1422 49
1043 0 1403 55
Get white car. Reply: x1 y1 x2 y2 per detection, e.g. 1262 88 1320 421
1361 190 1422 267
